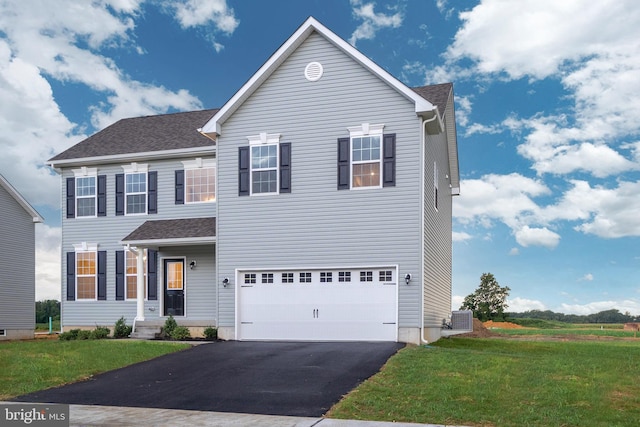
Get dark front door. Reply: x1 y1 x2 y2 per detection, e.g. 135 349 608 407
164 259 184 316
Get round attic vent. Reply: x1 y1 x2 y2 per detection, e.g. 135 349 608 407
304 62 323 81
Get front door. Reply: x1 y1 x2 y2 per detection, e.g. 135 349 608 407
164 259 185 316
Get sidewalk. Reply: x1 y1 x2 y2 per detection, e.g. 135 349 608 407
69 404 466 427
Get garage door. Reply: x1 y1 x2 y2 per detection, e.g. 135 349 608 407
237 267 397 341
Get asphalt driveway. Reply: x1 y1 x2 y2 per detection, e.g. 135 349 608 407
15 341 404 417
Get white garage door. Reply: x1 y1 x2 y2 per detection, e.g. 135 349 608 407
237 267 398 341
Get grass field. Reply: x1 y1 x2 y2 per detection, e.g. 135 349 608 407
0 340 190 400
328 337 640 427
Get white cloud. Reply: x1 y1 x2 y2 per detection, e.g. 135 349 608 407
452 231 472 242
507 297 546 313
515 226 560 249
170 0 238 33
35 224 61 301
558 300 640 316
580 273 594 282
453 173 549 230
451 294 465 311
509 247 519 256
0 1 205 205
349 0 403 46
438 0 640 179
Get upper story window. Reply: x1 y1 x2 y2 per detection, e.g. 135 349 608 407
118 163 157 216
74 167 97 217
239 133 291 196
181 158 216 203
338 124 395 190
69 167 105 218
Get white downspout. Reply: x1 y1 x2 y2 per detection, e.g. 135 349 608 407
420 113 439 345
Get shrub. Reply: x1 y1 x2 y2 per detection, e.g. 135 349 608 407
203 326 218 341
58 329 80 341
170 326 191 340
91 326 110 339
113 317 132 338
76 330 92 340
160 315 178 339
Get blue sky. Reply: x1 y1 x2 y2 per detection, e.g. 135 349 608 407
1 0 639 315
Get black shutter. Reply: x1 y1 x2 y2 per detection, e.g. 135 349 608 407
337 137 350 190
97 251 107 300
147 249 158 300
115 174 124 215
238 146 250 196
175 170 185 204
148 171 157 214
280 142 291 193
115 250 125 301
66 252 75 301
97 175 107 216
383 133 396 187
66 177 75 218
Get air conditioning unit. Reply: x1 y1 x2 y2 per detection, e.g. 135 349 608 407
440 310 473 337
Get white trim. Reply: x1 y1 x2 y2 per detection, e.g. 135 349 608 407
0 329 6 337
347 123 384 137
73 170 98 219
249 141 280 196
247 132 281 145
182 158 216 204
121 164 148 216
201 17 435 136
49 147 216 169
74 247 98 302
125 249 148 302
0 174 43 223
122 162 149 174
120 236 216 247
348 124 384 190
181 158 216 169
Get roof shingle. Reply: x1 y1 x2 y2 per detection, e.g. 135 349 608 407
412 83 452 113
121 217 216 242
50 109 218 162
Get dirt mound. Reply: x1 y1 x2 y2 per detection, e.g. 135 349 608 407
457 318 500 338
483 320 525 329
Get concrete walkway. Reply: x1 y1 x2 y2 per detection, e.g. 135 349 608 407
68 404 466 427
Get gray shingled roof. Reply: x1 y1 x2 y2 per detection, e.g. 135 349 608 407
50 109 218 162
412 83 452 113
121 217 216 242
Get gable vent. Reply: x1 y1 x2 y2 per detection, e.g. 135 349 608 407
304 62 323 81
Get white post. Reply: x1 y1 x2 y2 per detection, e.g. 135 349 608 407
135 247 145 322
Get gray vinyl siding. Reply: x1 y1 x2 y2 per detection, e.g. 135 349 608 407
0 186 36 331
60 157 217 327
216 33 424 328
423 131 453 328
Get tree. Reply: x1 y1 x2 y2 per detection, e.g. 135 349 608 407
460 273 511 321
35 300 60 324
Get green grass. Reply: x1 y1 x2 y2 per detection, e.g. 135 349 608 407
328 338 640 427
497 327 636 338
0 340 190 399
35 320 61 332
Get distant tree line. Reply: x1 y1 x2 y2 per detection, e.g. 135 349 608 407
35 299 60 324
507 309 639 324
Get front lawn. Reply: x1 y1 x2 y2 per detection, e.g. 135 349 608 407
0 340 190 399
328 337 640 427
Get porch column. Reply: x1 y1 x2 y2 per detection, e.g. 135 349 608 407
135 247 145 322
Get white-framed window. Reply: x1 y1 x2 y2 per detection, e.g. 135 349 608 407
261 273 274 284
349 123 384 189
244 273 256 284
0 329 6 337
320 272 332 283
360 271 373 282
122 163 148 215
338 271 351 282
249 133 280 195
73 167 97 217
379 270 393 282
299 272 312 283
183 158 216 203
126 249 147 300
74 243 98 300
282 273 294 283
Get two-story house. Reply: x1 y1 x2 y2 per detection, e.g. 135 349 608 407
48 17 459 344
0 174 43 340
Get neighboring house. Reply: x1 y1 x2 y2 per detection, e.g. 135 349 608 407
48 17 459 344
0 174 43 340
